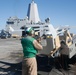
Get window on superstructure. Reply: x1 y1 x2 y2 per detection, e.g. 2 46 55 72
33 27 40 28
7 22 14 24
45 26 48 27
20 19 23 21
46 30 49 31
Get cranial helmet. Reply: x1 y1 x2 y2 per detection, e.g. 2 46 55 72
26 27 34 35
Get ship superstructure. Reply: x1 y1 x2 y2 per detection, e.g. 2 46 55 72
5 0 57 38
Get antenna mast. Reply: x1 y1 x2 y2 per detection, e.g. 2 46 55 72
32 0 34 2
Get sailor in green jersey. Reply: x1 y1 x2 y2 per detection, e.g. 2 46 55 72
21 27 43 75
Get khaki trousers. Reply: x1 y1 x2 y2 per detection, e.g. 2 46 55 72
22 57 37 75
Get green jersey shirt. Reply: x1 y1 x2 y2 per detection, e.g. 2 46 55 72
21 36 38 58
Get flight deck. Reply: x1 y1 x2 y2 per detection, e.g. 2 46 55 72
0 38 76 75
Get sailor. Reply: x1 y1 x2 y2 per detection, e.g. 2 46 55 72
60 40 70 70
21 27 43 75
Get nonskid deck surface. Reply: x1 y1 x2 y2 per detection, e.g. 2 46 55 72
0 38 76 75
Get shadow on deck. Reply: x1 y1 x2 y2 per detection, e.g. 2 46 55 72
0 61 22 75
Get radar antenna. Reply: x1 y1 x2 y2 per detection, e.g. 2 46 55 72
32 0 34 2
